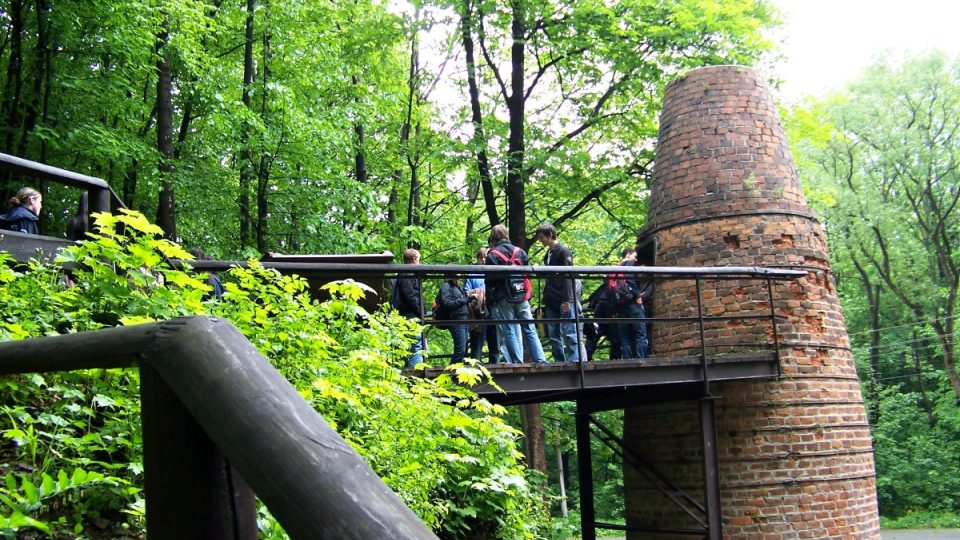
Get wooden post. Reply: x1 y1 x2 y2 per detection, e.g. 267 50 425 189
144 318 437 539
140 362 257 539
90 186 111 214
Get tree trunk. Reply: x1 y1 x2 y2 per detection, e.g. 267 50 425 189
519 404 547 476
255 4 271 254
910 336 936 427
460 0 499 227
36 0 52 164
18 0 48 159
155 15 176 240
352 75 367 184
852 257 880 421
403 6 421 229
124 159 138 209
238 0 256 249
1 0 24 155
504 0 526 235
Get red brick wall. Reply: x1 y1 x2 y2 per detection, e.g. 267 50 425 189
623 66 880 539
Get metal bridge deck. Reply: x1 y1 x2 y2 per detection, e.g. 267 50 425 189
411 352 779 411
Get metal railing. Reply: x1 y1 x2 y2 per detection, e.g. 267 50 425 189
188 261 804 388
0 317 437 540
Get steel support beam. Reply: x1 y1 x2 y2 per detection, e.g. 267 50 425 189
700 397 722 540
576 401 596 540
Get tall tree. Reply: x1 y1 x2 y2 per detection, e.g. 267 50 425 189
451 0 776 246
792 52 960 402
237 0 258 249
155 11 176 240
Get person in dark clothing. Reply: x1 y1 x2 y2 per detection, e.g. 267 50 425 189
484 224 547 364
438 274 472 363
66 192 89 241
1 187 42 235
614 248 650 359
535 222 580 362
391 248 426 367
585 282 621 361
188 247 225 301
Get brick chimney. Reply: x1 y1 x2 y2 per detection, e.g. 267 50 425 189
623 66 880 538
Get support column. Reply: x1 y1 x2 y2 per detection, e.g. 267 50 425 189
699 397 721 540
575 402 596 540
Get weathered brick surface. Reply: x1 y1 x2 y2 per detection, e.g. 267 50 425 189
623 66 879 539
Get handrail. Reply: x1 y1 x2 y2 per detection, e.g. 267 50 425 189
0 152 126 215
186 260 808 280
0 317 437 540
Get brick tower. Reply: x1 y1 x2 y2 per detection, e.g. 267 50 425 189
623 66 880 538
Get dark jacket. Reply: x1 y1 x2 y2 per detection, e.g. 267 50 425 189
484 239 529 304
541 242 575 305
619 260 653 305
438 280 469 320
391 273 423 318
1 205 39 235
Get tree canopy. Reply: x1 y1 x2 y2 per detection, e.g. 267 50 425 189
787 51 960 522
0 0 778 264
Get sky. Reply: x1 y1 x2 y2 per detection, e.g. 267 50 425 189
767 0 960 103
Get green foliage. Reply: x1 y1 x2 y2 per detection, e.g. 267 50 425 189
881 510 960 529
0 211 547 538
0 0 779 266
787 51 960 524
871 380 960 517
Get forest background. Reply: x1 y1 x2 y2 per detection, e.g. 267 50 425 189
0 0 959 536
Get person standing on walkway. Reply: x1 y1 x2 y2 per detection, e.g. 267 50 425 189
437 273 471 363
391 248 426 367
535 222 580 362
613 248 650 359
1 187 42 234
484 224 547 364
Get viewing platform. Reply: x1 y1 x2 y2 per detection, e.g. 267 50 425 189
412 352 779 410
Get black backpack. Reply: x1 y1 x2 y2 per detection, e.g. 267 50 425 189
489 246 531 303
432 289 449 321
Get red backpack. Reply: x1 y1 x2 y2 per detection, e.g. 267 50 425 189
605 271 635 306
490 246 531 303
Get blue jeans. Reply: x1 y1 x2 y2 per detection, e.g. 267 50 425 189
617 303 648 359
490 298 547 364
406 333 425 368
545 301 580 362
448 323 468 363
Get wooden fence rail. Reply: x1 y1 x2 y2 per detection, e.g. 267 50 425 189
0 316 437 540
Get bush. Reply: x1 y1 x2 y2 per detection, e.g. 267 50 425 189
0 210 547 538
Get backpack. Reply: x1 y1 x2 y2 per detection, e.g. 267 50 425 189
432 290 449 321
0 213 14 231
605 272 636 306
490 246 531 303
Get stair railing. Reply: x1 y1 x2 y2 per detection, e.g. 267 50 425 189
0 316 438 540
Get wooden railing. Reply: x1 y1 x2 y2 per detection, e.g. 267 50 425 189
0 317 437 540
0 152 123 215
0 152 126 262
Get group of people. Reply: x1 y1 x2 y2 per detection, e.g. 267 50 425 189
391 223 650 368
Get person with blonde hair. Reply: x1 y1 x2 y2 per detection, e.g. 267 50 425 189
484 224 547 364
1 187 42 234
